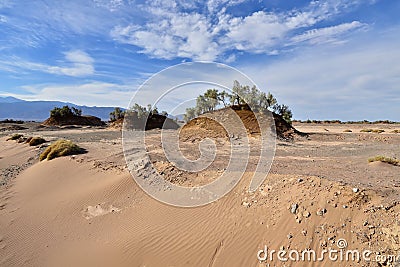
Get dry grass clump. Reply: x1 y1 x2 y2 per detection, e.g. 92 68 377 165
39 139 85 161
360 129 385 133
6 133 23 141
27 137 46 146
343 129 352 132
368 156 399 166
392 129 400 134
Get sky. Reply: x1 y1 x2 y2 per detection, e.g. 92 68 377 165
0 0 399 120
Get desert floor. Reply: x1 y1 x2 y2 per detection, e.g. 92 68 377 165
0 122 400 266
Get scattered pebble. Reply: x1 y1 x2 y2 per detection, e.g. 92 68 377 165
316 208 327 216
291 203 298 214
352 188 359 193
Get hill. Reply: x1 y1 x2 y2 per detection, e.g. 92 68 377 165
0 97 117 121
180 105 303 141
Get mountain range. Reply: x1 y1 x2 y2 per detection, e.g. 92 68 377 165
0 97 117 121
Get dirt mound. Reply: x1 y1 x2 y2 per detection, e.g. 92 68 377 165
124 113 179 130
180 105 302 141
42 115 105 127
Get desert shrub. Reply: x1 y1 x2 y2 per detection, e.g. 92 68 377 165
360 129 385 133
28 137 46 146
39 139 85 161
360 129 372 133
391 130 400 134
368 156 399 166
343 129 352 132
6 134 23 141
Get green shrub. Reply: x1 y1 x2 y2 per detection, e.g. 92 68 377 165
39 139 85 161
368 156 399 166
6 134 23 141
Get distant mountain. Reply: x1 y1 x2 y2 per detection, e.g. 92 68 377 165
0 97 118 121
0 96 25 103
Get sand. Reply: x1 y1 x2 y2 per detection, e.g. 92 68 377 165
0 122 400 266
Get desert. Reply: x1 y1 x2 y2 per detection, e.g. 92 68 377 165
1 112 399 266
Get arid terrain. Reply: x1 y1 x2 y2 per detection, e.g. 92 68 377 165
0 120 400 266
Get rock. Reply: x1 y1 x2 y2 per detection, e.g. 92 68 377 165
352 188 359 193
291 203 299 214
316 208 327 216
343 205 348 209
242 201 251 208
297 178 303 183
287 234 293 239
301 230 307 236
302 211 311 218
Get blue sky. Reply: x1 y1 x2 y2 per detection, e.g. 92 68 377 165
0 0 399 120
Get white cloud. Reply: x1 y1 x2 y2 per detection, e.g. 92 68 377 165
290 21 367 45
11 81 133 107
111 0 375 61
0 50 95 77
242 29 400 121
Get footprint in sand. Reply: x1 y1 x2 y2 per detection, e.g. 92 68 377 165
82 203 120 219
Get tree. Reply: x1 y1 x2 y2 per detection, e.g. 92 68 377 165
50 105 74 118
72 107 82 116
184 107 196 122
274 104 293 124
109 107 124 122
218 91 230 107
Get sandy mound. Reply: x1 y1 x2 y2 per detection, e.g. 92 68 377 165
180 105 302 141
122 113 179 130
42 115 105 127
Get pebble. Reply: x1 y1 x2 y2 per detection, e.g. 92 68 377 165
297 178 303 183
302 211 311 218
287 234 293 239
343 205 348 209
316 208 327 216
291 203 298 214
352 188 359 193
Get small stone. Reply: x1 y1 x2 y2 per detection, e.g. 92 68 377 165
301 230 307 236
343 205 348 209
287 234 293 239
297 178 303 183
316 208 327 216
302 211 311 218
352 188 359 193
291 203 299 214
242 201 251 207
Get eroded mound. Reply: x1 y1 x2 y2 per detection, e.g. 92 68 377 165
180 106 302 141
42 115 105 126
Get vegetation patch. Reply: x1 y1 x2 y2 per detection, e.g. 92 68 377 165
343 129 352 132
360 129 385 133
392 130 400 134
368 156 399 166
27 137 46 146
39 139 86 161
6 133 23 141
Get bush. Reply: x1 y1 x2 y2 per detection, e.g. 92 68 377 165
28 137 46 146
6 134 23 141
343 129 352 132
368 156 399 166
360 129 384 133
39 140 86 161
392 130 400 134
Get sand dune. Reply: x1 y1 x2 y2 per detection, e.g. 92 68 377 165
1 124 400 266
